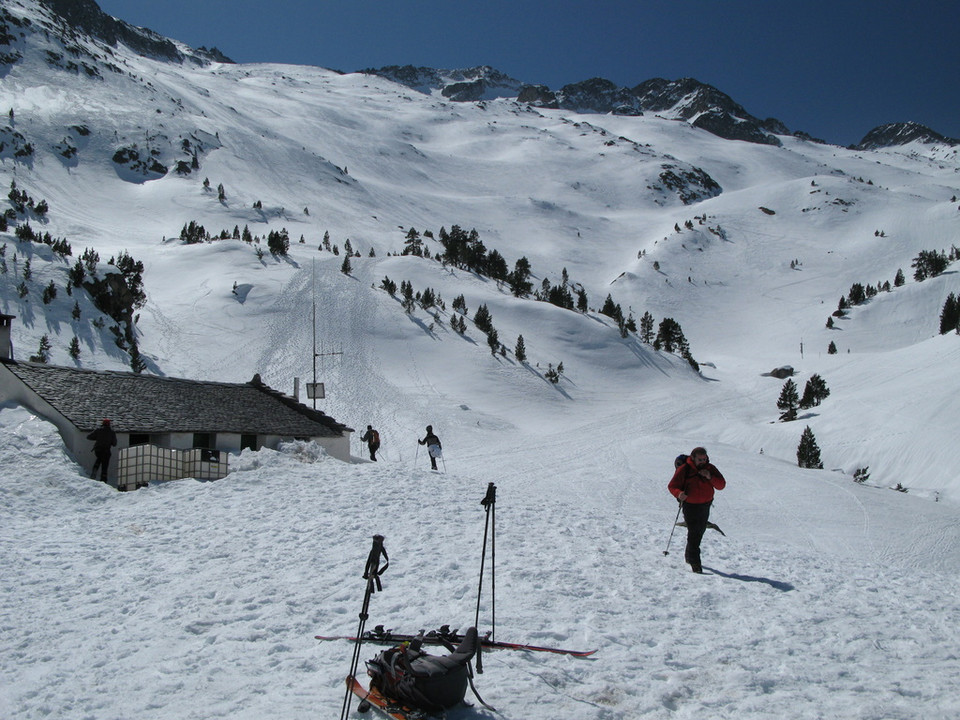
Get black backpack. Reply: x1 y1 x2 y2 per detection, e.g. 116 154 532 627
365 627 479 712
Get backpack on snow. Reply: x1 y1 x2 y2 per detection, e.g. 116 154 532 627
365 627 479 712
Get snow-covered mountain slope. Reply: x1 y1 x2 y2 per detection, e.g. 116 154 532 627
2 2 960 718
2 0 959 502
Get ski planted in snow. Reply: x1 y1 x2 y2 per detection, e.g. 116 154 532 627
318 625 598 658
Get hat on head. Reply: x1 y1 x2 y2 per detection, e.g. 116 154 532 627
102 418 111 424
426 425 432 432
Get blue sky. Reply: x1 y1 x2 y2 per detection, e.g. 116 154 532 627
95 0 958 146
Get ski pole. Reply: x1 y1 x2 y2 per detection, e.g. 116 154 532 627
662 501 684 556
474 483 496 673
339 534 389 720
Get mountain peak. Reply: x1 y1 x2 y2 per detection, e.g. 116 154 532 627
854 121 959 150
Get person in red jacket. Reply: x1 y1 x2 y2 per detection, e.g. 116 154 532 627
668 447 726 573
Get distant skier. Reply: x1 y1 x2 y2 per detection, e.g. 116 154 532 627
418 425 442 471
88 418 117 482
668 447 726 573
360 425 380 461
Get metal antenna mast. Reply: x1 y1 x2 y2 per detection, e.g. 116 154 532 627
309 261 342 409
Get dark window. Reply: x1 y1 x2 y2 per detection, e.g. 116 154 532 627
241 434 257 451
129 433 151 446
193 432 214 449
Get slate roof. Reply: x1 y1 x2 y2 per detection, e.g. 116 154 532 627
1 360 350 437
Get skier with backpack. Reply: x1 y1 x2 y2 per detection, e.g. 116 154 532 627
668 447 726 573
360 425 381 461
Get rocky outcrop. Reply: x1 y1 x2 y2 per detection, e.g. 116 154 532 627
38 0 233 63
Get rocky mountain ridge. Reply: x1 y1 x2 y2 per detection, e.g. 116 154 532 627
5 0 954 150
854 121 960 151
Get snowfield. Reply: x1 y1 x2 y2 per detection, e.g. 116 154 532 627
1 1 960 718
3 406 959 720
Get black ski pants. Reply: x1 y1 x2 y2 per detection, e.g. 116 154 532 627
92 448 111 481
681 501 712 567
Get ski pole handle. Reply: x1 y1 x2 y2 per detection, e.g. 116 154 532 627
481 482 496 507
363 534 389 591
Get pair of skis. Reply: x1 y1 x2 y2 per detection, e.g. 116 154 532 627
318 624 597 658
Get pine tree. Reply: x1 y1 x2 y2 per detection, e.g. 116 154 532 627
402 227 423 256
419 287 436 309
68 336 81 360
777 379 800 421
217 183 226 202
30 335 51 363
267 228 290 255
576 287 588 313
847 282 866 305
797 426 823 468
380 276 397 295
486 326 500 355
799 374 830 408
654 317 686 353
473 304 492 334
894 268 905 287
341 255 352 275
639 311 655 343
545 362 564 384
939 293 959 334
827 341 838 355
600 294 623 323
912 250 949 282
507 257 533 298
400 281 415 312
515 334 527 363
